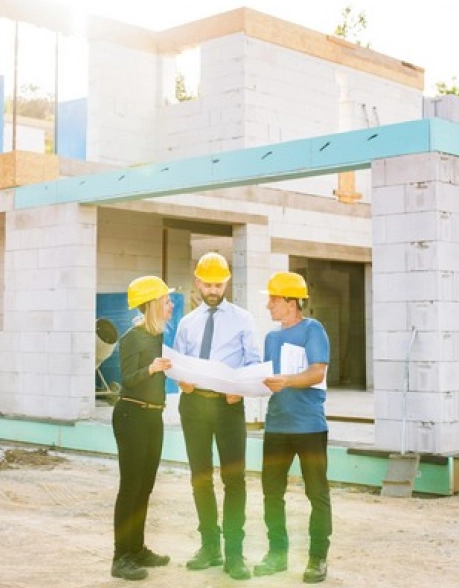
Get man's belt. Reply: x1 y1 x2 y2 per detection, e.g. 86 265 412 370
193 388 225 399
121 397 165 410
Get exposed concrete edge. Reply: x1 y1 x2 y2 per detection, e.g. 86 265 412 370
199 186 372 219
272 238 372 263
156 8 424 90
100 200 268 226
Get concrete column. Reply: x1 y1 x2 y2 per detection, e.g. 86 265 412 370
372 152 459 454
232 222 271 424
232 222 272 337
0 203 97 421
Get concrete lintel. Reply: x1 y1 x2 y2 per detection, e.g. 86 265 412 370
14 118 458 210
272 238 372 263
101 200 268 227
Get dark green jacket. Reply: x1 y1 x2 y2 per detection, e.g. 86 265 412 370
119 325 165 405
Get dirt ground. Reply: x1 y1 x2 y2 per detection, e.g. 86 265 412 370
1 446 458 588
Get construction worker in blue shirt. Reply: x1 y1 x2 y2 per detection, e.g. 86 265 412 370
254 271 332 584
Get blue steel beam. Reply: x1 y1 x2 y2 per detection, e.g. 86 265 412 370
14 118 459 209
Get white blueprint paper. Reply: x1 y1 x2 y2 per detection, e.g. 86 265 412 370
280 343 327 390
162 345 273 397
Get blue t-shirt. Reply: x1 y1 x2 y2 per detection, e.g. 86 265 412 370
264 318 330 434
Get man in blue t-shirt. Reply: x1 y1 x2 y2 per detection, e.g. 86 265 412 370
254 271 332 584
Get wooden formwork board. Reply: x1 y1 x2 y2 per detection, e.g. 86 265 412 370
0 150 59 190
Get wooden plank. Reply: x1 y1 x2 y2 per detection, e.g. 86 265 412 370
0 151 59 190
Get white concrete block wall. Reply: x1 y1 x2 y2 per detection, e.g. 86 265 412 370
87 41 158 166
375 418 459 454
156 35 246 161
153 33 422 207
424 95 459 122
232 222 271 337
372 152 459 453
269 207 370 249
97 208 164 292
375 389 459 423
0 203 97 421
165 228 192 302
0 212 4 330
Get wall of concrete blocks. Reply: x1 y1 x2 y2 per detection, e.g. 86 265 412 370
87 42 159 166
97 208 164 291
0 203 97 421
0 202 195 422
153 34 422 202
0 211 4 330
372 152 459 454
86 32 423 205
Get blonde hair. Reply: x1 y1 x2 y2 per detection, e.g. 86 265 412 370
136 296 168 335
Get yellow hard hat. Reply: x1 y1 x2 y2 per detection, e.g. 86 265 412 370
127 276 174 309
265 272 308 298
194 252 231 283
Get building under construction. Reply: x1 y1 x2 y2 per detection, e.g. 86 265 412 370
1 0 459 494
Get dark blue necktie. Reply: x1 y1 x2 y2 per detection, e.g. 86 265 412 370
199 307 217 359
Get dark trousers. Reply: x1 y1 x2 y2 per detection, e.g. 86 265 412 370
179 393 247 556
262 431 332 559
112 400 164 560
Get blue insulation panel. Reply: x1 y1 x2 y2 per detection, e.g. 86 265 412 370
57 97 87 160
15 118 459 210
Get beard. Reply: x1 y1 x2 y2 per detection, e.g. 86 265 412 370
201 293 224 307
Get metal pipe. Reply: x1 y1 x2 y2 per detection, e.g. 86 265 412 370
12 20 18 150
401 326 417 455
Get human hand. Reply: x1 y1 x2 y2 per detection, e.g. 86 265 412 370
263 375 289 393
226 394 242 404
179 381 195 394
148 357 172 375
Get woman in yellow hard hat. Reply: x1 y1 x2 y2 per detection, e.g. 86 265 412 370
111 276 174 581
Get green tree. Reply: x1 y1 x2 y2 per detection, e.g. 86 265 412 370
175 73 196 102
5 83 55 120
334 5 369 47
436 77 459 96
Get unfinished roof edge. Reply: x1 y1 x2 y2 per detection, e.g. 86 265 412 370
14 118 459 210
2 0 424 90
156 8 424 90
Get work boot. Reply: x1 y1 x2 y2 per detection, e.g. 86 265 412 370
224 554 251 580
133 546 170 567
303 556 327 583
111 554 148 581
186 545 223 570
253 551 288 576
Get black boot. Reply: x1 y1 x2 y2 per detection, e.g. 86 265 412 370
186 545 223 570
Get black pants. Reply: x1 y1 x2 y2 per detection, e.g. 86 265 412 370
261 431 332 559
179 393 247 557
112 400 164 560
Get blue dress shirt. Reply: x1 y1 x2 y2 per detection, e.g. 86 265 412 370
173 299 261 368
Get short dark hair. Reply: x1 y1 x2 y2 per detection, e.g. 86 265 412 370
284 297 306 310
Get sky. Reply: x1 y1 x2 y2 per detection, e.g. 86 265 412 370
48 0 459 95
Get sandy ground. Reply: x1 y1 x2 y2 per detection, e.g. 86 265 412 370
1 446 458 588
